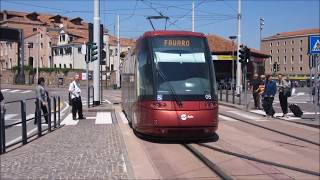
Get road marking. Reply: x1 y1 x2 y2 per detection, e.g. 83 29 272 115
1 89 10 92
9 89 21 93
86 117 95 119
6 128 38 147
297 92 305 95
219 114 237 122
15 114 34 126
4 114 18 120
104 99 112 104
118 112 128 124
61 114 78 126
20 90 32 94
227 111 269 121
95 112 112 124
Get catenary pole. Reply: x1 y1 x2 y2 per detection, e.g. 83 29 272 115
93 0 101 105
236 0 242 95
116 15 120 88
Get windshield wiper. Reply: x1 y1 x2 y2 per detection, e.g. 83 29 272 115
156 67 183 107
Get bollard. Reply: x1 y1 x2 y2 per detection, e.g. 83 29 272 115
226 89 229 102
21 100 27 145
232 89 235 104
47 96 52 132
220 87 222 101
36 98 42 137
0 103 6 154
58 97 60 125
53 96 57 128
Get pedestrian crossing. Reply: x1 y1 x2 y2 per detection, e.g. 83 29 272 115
218 109 317 122
82 99 111 105
1 89 32 94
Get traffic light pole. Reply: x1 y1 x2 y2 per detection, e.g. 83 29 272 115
93 0 101 106
86 45 90 108
236 0 242 95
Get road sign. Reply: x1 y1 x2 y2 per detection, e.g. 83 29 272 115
309 35 320 55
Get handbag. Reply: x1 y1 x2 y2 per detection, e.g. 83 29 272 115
283 86 292 97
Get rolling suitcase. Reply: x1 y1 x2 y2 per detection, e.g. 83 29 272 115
289 104 303 117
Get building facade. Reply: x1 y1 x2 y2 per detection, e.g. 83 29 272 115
261 28 320 80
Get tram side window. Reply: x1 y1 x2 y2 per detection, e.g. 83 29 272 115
138 41 153 98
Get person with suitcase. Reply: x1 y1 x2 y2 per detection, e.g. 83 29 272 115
262 75 277 118
277 74 290 118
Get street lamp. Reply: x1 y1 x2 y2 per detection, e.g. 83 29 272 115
229 36 237 90
259 17 264 49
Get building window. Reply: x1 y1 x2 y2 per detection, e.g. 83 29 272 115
299 55 303 63
300 67 303 71
40 43 43 49
291 56 294 63
270 50 273 54
269 57 272 64
78 47 82 53
62 35 65 41
300 47 303 52
33 28 37 32
9 58 12 68
283 49 286 53
270 43 273 47
284 67 287 71
40 34 43 38
284 56 287 64
300 40 303 44
59 64 61 68
60 48 63 55
291 67 294 71
291 40 294 44
291 48 294 52
54 64 57 68
284 41 287 45
64 64 66 68
277 49 279 53
277 56 280 62
49 42 52 47
70 64 72 68
111 64 114 71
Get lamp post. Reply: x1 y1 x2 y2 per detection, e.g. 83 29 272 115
229 36 237 90
260 17 265 74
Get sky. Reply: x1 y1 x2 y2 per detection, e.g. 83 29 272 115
1 0 319 49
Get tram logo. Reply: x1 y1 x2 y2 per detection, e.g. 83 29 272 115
180 114 194 121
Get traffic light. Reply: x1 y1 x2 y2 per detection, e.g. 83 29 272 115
91 43 98 62
239 45 250 64
276 63 280 72
273 62 280 72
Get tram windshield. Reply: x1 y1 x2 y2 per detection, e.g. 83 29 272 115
152 36 215 100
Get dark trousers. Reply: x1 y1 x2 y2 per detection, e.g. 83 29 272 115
71 97 83 119
263 97 275 116
279 92 288 114
35 103 48 124
253 92 260 109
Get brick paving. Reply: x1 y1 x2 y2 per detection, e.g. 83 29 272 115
0 111 130 179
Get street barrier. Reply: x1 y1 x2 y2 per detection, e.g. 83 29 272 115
0 95 62 154
88 85 94 108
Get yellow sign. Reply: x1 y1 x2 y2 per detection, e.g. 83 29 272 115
212 55 235 61
164 40 190 47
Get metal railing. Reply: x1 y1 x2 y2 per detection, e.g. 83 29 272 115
0 95 61 154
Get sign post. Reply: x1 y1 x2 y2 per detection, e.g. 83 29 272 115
308 35 320 121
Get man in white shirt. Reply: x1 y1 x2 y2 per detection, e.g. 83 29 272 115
69 74 85 120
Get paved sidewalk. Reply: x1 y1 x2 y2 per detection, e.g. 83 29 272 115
0 104 130 179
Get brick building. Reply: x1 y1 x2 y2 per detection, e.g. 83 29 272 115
261 28 320 81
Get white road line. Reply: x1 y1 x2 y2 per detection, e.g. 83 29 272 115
227 111 269 122
6 128 38 147
15 114 34 126
61 114 78 126
86 117 96 119
4 114 18 120
219 114 237 122
104 99 112 104
60 102 69 114
9 89 21 93
118 112 128 124
95 112 112 124
1 89 10 92
20 90 32 94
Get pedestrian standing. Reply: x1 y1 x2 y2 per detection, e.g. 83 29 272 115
250 74 262 109
35 77 49 124
69 74 85 120
262 75 277 118
277 74 290 118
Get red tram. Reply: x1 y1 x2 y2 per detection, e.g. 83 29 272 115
121 30 219 139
